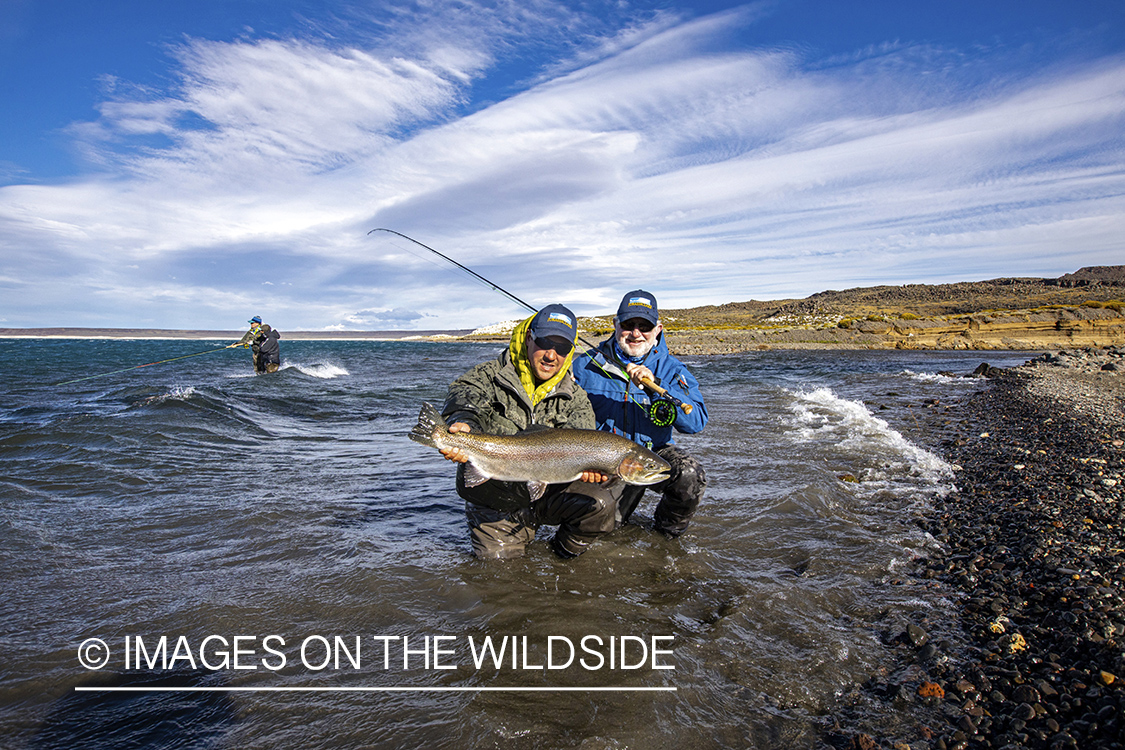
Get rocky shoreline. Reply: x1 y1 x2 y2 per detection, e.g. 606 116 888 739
653 305 1125 356
831 347 1125 750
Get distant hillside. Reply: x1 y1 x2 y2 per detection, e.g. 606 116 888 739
661 266 1125 328
600 266 1125 354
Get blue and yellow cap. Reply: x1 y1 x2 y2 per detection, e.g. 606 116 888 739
529 304 577 344
616 290 658 325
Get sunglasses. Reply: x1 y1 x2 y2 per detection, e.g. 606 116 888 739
532 336 573 355
619 319 655 333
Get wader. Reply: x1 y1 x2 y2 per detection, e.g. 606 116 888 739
613 445 706 537
458 468 617 559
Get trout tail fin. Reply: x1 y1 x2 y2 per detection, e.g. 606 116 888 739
408 402 444 448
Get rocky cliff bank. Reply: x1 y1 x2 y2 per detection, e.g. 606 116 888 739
659 304 1125 356
458 267 1125 355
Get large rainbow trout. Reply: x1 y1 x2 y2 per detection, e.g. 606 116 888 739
408 402 671 500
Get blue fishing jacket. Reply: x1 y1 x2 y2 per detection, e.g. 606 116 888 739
572 334 707 450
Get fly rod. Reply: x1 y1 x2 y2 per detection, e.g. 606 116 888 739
56 344 236 386
368 228 693 416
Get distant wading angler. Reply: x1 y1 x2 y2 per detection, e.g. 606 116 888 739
424 304 631 560
573 290 708 537
229 316 281 373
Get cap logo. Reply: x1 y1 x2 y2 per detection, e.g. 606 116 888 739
547 312 574 329
627 297 653 309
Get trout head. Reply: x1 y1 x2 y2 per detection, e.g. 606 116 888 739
617 448 672 485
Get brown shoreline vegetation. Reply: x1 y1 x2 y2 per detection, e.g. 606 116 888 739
644 267 1125 356
469 265 1125 354
828 348 1125 750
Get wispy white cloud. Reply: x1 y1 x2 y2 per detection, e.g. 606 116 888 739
0 2 1122 329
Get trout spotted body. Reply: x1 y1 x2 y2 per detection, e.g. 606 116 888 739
408 402 670 500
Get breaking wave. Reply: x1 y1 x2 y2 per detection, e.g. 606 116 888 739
784 386 953 483
286 362 349 379
897 368 972 385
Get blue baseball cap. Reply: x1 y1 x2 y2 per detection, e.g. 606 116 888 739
529 304 577 344
616 290 658 325
249 316 262 324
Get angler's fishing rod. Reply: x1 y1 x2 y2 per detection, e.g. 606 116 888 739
56 343 237 386
368 228 693 417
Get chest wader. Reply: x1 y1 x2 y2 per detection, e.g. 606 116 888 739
614 445 706 538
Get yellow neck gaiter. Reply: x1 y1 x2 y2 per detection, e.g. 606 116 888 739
509 314 574 406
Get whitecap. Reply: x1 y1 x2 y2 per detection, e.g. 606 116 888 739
897 368 969 384
784 386 953 483
285 362 349 379
132 385 199 407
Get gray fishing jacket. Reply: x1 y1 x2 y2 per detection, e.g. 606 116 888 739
442 349 595 435
441 349 596 512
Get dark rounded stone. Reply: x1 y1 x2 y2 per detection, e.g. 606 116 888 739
908 623 929 647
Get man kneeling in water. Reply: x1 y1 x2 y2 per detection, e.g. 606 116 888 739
437 304 615 559
255 324 281 373
573 290 708 537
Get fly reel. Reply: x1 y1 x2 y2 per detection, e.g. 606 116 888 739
648 397 677 427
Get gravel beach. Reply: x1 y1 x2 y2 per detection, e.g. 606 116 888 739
832 347 1125 749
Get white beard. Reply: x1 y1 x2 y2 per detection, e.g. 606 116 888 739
616 336 655 359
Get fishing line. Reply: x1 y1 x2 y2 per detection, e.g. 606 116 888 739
379 235 522 305
56 344 235 386
369 228 538 314
367 228 692 417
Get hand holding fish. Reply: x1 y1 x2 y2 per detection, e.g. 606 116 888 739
439 423 473 464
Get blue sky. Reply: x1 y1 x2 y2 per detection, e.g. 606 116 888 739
2 0 1123 331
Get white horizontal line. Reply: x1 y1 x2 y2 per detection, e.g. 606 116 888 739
75 686 677 693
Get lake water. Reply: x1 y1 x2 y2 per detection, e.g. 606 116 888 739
0 338 1034 749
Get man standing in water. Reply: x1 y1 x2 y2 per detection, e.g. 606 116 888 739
255 324 281 373
437 304 615 560
573 290 708 537
229 316 281 373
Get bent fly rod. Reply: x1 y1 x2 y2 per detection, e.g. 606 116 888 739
56 344 236 386
368 228 693 417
